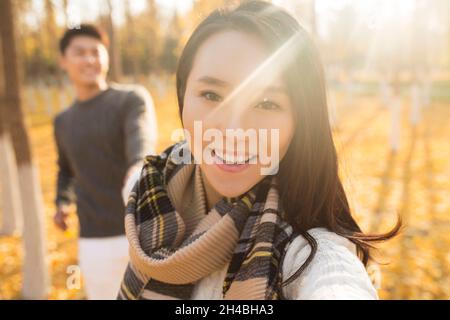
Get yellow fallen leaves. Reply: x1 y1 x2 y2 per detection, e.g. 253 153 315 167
0 85 448 299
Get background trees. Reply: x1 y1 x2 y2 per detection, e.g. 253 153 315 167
0 0 49 299
0 0 449 300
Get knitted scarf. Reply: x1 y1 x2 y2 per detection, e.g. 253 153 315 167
117 141 295 300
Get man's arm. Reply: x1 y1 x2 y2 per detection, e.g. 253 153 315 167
122 87 158 203
53 117 76 230
123 86 158 167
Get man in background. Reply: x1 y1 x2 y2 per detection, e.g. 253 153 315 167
53 24 158 299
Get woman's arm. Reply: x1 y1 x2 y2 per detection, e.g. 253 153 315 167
282 228 378 300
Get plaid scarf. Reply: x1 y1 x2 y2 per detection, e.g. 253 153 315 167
117 141 295 300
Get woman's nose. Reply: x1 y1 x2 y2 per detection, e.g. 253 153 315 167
206 101 250 132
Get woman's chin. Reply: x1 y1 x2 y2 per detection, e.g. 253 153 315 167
207 175 259 198
201 163 263 199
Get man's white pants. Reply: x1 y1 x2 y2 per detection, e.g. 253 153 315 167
78 235 129 300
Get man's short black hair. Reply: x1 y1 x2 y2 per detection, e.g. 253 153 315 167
59 24 109 54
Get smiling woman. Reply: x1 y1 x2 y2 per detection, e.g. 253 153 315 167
181 29 293 195
117 0 401 300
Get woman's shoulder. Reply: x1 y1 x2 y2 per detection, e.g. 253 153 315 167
281 227 378 300
285 227 358 256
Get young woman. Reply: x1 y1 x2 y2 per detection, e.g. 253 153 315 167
118 1 400 300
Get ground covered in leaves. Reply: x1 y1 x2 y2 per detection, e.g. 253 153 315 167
0 84 448 299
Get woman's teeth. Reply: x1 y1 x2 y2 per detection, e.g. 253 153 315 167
212 149 256 164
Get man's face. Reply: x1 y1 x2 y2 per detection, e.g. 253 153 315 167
60 35 109 87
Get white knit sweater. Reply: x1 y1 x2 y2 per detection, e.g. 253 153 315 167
191 227 378 300
123 169 378 300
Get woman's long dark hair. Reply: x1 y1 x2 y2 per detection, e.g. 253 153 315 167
176 0 401 287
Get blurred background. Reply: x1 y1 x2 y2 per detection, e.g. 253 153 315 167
0 0 449 299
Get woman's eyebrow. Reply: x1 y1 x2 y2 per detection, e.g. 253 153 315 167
261 85 288 95
197 76 230 87
197 76 287 97
264 85 288 95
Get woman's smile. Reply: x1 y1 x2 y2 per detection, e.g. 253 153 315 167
210 147 256 173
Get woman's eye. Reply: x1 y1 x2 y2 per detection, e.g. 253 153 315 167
201 91 222 102
255 99 281 111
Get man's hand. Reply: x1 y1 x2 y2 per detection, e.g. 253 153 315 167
54 205 70 231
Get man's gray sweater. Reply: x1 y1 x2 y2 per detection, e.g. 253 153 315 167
53 84 157 238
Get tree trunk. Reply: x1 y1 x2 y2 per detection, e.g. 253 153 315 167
0 0 49 299
0 131 24 235
62 0 69 26
146 0 161 73
0 24 23 236
125 0 139 80
105 0 122 82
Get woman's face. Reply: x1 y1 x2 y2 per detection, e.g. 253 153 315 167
182 31 295 198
